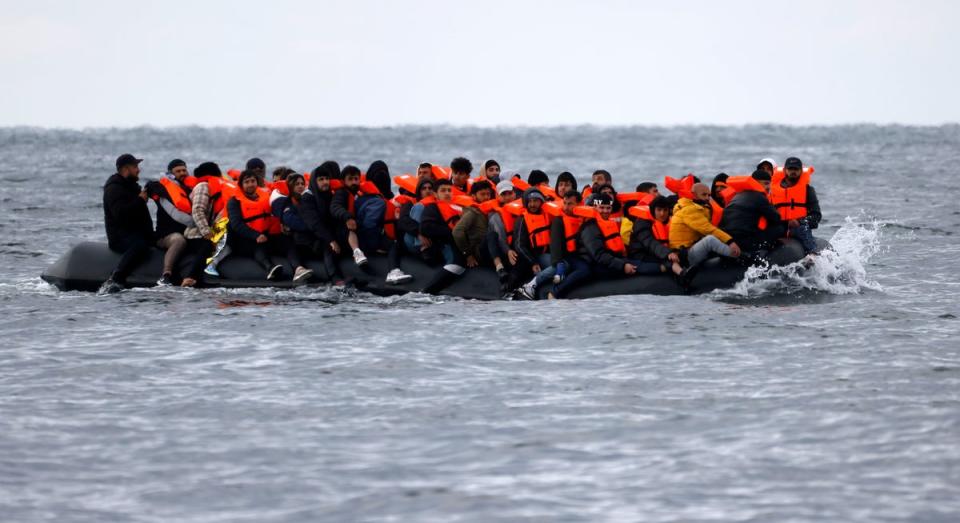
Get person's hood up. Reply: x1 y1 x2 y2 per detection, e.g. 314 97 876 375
308 161 340 194
366 160 393 198
521 187 546 207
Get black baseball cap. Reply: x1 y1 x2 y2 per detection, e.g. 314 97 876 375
116 154 143 170
784 157 803 169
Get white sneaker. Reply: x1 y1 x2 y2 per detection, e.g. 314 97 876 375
518 281 537 300
353 248 368 266
267 264 283 281
293 266 313 284
385 268 413 285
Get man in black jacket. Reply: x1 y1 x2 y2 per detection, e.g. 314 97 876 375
330 165 368 266
100 154 153 293
299 162 344 283
627 195 683 275
719 170 785 256
419 179 465 294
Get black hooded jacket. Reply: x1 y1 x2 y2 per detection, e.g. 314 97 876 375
299 162 339 245
577 220 626 272
627 218 672 263
719 191 785 251
103 173 153 246
366 160 393 199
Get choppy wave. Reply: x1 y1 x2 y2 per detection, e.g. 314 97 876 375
711 217 884 300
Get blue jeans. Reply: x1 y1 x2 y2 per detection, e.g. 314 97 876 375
552 256 592 298
533 253 556 287
789 221 818 254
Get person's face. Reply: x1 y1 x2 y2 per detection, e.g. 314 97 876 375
785 167 802 181
453 171 469 186
598 203 612 220
654 207 670 222
316 176 330 192
527 198 543 213
712 185 725 199
474 188 493 203
121 164 141 181
592 173 605 186
693 186 711 202
600 187 614 198
291 177 306 195
644 186 659 196
417 166 433 180
485 165 500 179
345 174 360 192
252 167 266 178
499 190 516 205
242 176 259 195
419 184 435 199
437 185 453 201
759 162 773 175
562 196 578 215
171 165 188 180
556 180 572 196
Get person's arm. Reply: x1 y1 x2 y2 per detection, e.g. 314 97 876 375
630 219 671 261
582 222 626 271
805 185 822 228
549 217 566 266
397 203 419 236
300 193 335 243
686 206 733 243
757 195 786 236
419 204 453 241
514 219 537 265
487 214 510 255
227 197 261 241
158 198 195 227
282 203 309 232
330 189 353 223
451 210 472 254
190 183 212 237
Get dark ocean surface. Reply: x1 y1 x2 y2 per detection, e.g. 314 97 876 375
1 125 959 522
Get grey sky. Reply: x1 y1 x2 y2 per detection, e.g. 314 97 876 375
2 0 957 127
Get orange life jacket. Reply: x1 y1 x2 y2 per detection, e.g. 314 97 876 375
523 211 552 249
575 206 625 255
256 186 282 234
500 200 523 245
158 177 192 214
710 198 724 226
769 168 813 221
560 213 584 253
420 196 461 230
235 190 273 234
512 178 558 200
271 179 290 196
628 205 670 246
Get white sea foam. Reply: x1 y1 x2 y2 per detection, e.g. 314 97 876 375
711 217 884 299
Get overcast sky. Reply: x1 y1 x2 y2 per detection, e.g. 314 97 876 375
1 0 957 127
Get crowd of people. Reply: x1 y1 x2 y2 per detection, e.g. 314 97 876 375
99 153 822 298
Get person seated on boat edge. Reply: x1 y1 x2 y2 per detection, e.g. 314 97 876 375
554 172 578 202
718 170 785 262
142 159 194 286
298 162 345 285
176 161 219 287
711 173 729 207
398 178 435 254
225 169 284 280
246 157 267 187
669 182 741 282
627 195 683 277
453 180 496 269
99 154 153 293
269 173 314 284
515 187 555 300
485 180 520 289
450 157 473 194
619 181 661 246
352 161 413 285
582 169 613 201
770 157 821 255
330 165 371 267
543 190 588 299
418 178 468 293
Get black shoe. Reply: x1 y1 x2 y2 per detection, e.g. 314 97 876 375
98 278 124 295
267 265 283 281
156 273 174 287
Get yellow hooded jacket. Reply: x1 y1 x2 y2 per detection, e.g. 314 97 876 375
668 197 732 250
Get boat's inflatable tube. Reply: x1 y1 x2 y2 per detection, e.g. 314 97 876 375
40 238 829 299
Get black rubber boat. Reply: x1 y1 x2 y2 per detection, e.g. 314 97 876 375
40 238 828 299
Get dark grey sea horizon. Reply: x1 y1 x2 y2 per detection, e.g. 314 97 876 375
1 124 958 522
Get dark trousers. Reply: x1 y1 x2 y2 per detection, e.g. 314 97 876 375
552 256 592 298
227 234 272 273
789 221 819 254
108 233 151 283
185 239 213 280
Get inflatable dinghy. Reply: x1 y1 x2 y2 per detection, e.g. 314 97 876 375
41 238 828 299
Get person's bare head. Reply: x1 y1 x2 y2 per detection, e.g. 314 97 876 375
692 183 711 203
